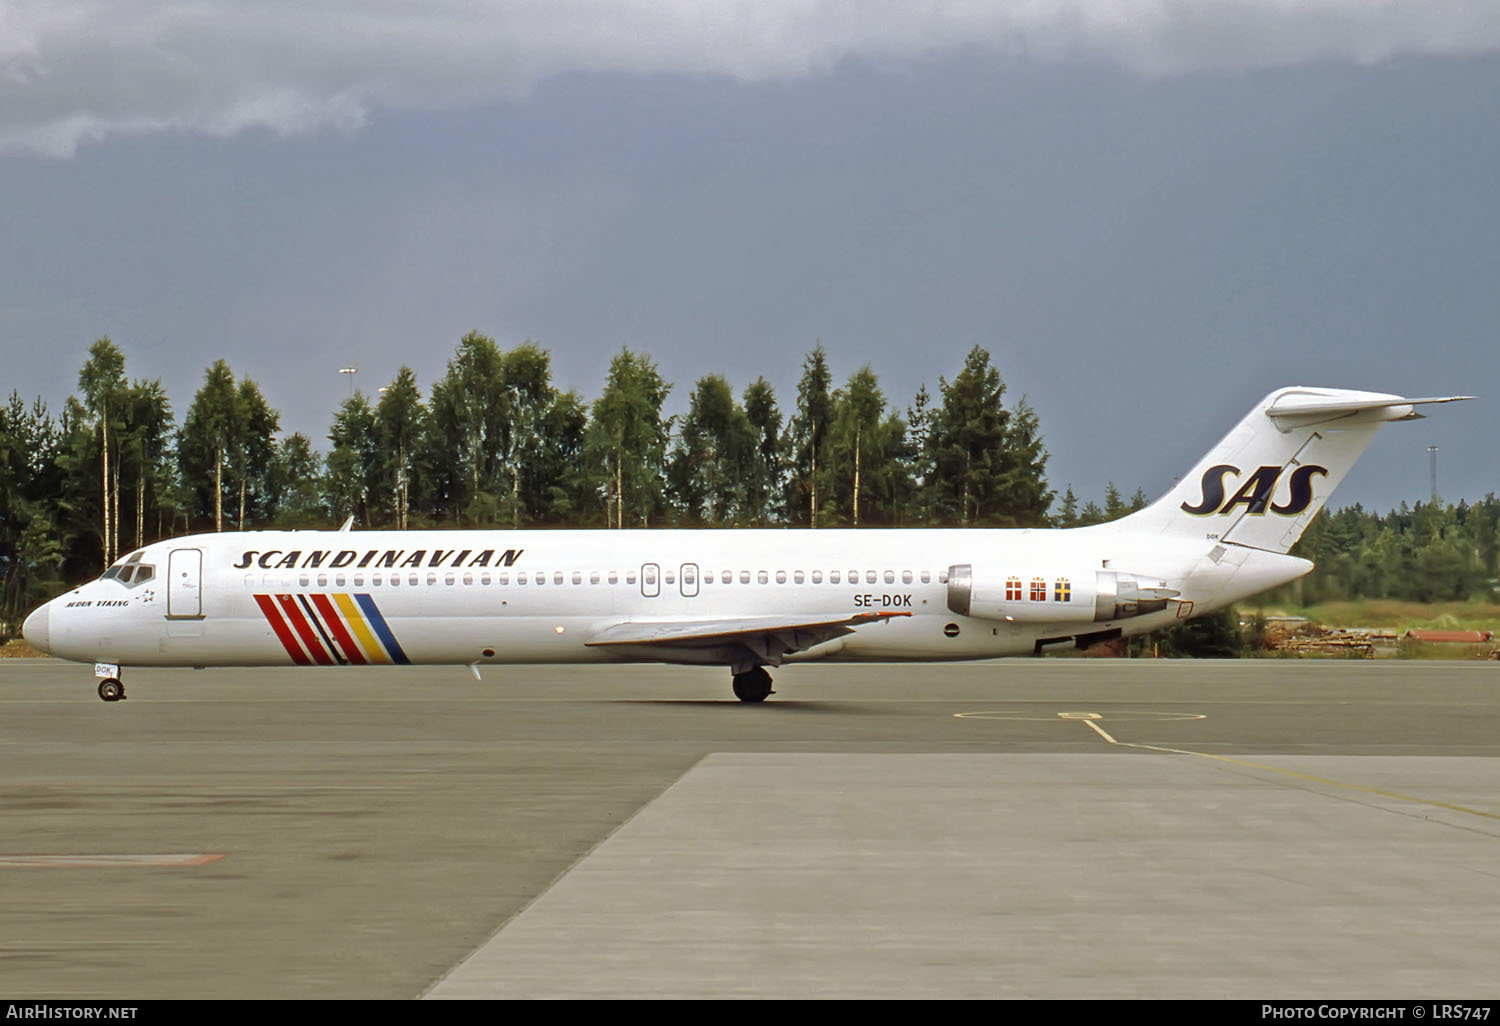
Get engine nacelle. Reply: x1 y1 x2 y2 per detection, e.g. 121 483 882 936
946 564 1179 624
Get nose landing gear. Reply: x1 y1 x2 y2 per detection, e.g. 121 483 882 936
97 677 126 702
730 666 774 703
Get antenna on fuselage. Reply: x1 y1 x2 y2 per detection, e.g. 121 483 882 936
338 515 355 532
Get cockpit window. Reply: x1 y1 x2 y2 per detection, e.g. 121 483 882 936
101 559 155 586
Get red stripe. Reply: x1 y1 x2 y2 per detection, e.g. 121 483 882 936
310 594 367 665
254 594 311 665
276 594 334 665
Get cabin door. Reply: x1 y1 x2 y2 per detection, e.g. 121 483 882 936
167 548 203 620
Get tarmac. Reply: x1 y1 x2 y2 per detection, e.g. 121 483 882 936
0 657 1495 999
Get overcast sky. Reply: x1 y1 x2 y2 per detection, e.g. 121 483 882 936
3 2 1497 513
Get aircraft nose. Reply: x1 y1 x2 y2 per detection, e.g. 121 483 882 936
21 603 50 654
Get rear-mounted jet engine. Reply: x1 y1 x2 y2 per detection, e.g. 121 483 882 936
945 564 1181 624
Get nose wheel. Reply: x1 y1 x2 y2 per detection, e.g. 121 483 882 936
731 667 773 703
97 678 126 702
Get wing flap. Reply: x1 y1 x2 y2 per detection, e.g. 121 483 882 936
586 611 908 649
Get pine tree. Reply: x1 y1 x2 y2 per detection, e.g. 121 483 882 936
787 344 833 527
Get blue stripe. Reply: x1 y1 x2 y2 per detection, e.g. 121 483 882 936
355 593 410 665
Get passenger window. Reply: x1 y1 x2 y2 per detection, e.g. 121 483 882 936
482 573 491 586
299 575 310 588
463 573 473 586
775 571 786 584
722 571 731 584
608 571 619 585
336 574 346 587
519 573 529 585
392 575 401 588
354 575 364 587
408 573 417 586
939 572 949 585
589 571 599 585
902 570 912 584
372 573 382 586
865 571 876 584
554 572 564 585
883 570 894 584
316 574 328 588
921 571 931 584
499 573 510 585
665 573 676 585
812 571 823 584
830 571 841 584
794 571 804 584
739 571 750 584
626 572 637 585
757 571 768 584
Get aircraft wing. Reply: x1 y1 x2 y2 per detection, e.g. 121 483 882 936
585 611 910 669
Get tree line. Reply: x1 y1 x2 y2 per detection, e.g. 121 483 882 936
3 334 1496 628
1 335 1053 621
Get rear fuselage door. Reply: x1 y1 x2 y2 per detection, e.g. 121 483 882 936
167 548 204 619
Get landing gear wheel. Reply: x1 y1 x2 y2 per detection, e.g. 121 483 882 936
97 678 126 703
731 667 774 703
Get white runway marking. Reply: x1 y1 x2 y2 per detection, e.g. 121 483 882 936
0 853 226 867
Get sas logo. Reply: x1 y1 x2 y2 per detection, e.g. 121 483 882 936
1180 464 1329 517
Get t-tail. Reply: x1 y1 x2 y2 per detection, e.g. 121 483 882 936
1116 386 1474 553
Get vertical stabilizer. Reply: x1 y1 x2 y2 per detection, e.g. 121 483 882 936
1116 387 1472 553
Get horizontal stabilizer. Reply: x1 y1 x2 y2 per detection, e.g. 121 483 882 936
1265 392 1474 430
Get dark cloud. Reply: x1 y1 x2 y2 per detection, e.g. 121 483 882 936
5 2 1500 155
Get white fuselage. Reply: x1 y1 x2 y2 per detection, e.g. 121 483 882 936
29 524 1311 671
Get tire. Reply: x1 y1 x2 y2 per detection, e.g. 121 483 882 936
97 678 124 702
731 668 772 703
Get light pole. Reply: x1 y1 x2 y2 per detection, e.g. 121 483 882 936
1427 444 1439 504
339 363 358 396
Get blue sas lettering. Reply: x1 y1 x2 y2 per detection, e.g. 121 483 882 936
1180 464 1328 517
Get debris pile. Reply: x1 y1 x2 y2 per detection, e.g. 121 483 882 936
1258 620 1377 658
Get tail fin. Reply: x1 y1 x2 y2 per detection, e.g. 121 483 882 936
1117 387 1473 553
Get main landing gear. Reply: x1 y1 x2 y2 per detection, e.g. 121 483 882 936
731 666 774 704
97 677 126 702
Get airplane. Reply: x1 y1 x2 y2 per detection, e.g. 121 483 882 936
20 386 1472 703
